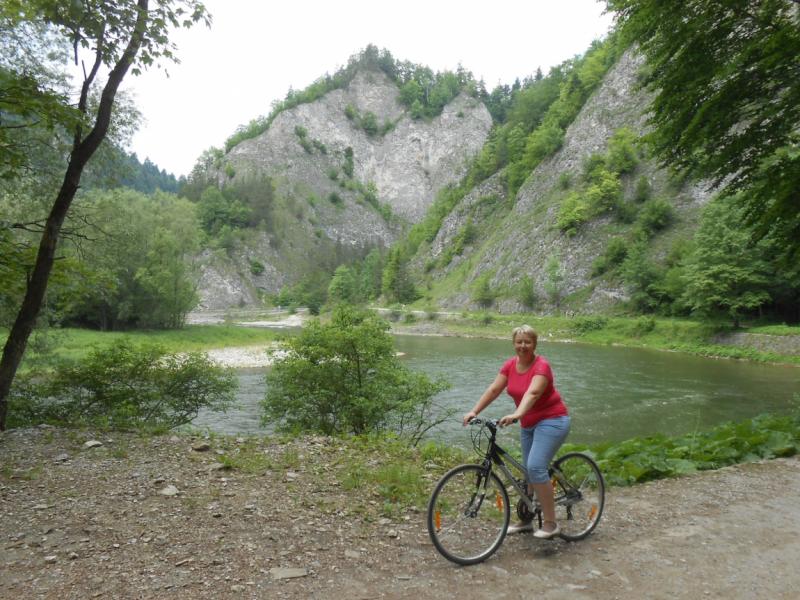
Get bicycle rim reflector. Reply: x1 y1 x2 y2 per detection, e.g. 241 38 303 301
435 510 441 531
495 491 504 510
589 505 598 521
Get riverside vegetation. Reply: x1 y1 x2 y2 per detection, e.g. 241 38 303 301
2 2 799 549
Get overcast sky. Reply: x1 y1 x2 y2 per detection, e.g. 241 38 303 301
124 0 615 177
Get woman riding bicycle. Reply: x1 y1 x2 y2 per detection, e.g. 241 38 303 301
462 324 570 539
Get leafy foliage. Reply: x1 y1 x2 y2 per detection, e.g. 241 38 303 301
681 198 772 327
262 306 450 442
564 411 800 486
607 0 800 259
59 189 200 330
9 340 236 430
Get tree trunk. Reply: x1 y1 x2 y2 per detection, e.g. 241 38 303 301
0 0 149 431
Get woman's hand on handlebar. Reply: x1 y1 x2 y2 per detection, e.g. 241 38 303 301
498 414 519 427
463 411 477 426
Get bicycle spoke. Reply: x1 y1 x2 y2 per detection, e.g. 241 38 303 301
552 453 605 541
427 465 510 565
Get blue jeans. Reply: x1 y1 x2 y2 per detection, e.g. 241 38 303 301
520 416 571 484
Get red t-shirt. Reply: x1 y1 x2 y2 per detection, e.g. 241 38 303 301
499 355 567 428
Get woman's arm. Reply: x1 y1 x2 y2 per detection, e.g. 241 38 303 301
498 374 548 426
463 373 507 425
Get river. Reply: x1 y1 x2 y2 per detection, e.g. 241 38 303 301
192 334 799 447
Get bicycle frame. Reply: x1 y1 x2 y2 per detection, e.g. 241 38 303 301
475 420 539 514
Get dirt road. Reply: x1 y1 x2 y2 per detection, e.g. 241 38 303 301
2 428 799 599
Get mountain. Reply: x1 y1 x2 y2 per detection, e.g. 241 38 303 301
409 49 715 313
192 67 492 309
190 44 722 315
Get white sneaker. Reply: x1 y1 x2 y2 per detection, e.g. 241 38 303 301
507 521 533 534
533 523 561 539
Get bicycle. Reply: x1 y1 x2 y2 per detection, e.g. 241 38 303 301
426 417 605 565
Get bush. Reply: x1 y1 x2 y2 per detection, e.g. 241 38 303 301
10 341 237 431
634 175 651 202
591 237 629 276
637 199 674 234
262 307 450 443
605 127 639 174
249 259 265 275
571 315 609 335
557 192 590 235
472 274 496 308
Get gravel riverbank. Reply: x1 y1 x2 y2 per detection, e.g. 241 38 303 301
2 426 799 599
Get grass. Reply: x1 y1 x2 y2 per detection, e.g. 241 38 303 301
2 325 282 369
390 311 800 365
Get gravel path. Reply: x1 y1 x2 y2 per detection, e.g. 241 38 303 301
2 427 799 599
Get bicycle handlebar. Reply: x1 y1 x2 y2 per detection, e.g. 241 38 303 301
467 416 518 428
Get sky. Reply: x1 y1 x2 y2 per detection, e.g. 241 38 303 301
124 0 616 178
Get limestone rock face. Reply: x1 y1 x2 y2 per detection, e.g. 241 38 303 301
196 69 492 310
424 50 716 312
228 70 491 223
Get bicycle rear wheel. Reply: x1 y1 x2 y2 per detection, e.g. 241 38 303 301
427 464 510 565
552 452 605 541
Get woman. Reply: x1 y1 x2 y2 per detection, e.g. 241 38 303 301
462 325 570 538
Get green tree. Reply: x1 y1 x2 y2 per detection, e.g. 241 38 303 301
0 0 209 430
327 265 358 305
544 254 565 308
516 275 538 310
197 186 251 235
620 241 665 312
381 248 417 303
61 189 200 330
262 306 450 442
358 248 384 300
681 198 772 328
605 127 639 174
472 274 495 308
607 0 800 258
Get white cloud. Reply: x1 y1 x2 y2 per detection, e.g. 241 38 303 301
124 0 615 177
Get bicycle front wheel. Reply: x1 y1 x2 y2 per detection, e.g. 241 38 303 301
552 452 605 541
427 464 510 565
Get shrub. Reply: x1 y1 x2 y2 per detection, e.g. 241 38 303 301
634 175 651 203
516 275 538 309
10 341 236 430
360 111 379 136
262 306 451 442
637 199 675 234
591 237 630 276
584 170 622 213
249 259 265 275
605 127 639 174
472 274 495 308
557 192 590 235
571 315 609 335
631 315 656 336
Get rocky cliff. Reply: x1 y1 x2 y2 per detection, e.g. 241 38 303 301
196 69 492 309
418 50 715 312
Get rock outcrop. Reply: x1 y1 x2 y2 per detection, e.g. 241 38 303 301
197 69 492 308
422 50 715 312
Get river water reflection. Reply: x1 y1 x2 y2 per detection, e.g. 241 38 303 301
192 334 799 448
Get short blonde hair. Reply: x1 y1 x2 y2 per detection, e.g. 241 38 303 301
512 324 538 344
